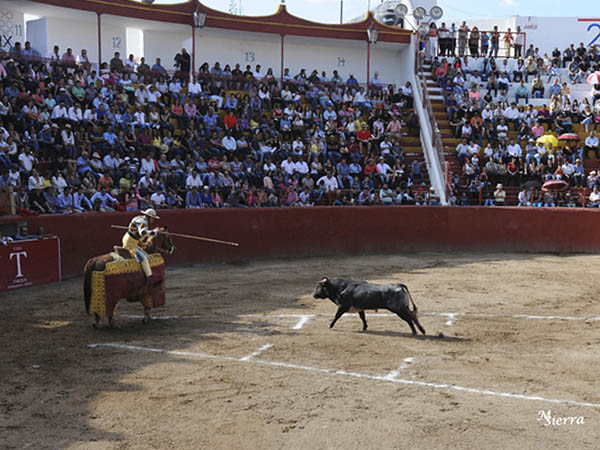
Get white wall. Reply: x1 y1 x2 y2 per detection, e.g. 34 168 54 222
144 29 190 70
515 16 599 55
193 28 281 75
461 16 600 56
0 5 24 51
45 16 126 63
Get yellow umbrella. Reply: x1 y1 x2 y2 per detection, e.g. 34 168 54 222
536 134 558 149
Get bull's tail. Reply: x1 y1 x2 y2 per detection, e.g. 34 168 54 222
399 284 418 319
83 259 94 314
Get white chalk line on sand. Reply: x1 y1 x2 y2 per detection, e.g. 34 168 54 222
384 357 415 380
120 314 315 330
240 344 274 361
89 342 600 409
134 312 600 324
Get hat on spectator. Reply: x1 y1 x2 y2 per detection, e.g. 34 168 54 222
92 152 101 159
43 124 50 130
51 123 59 128
65 123 71 129
496 183 503 189
160 144 169 153
591 171 597 175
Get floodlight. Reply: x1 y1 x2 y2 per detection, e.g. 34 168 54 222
394 4 409 19
141 0 155 4
413 6 426 21
430 6 443 20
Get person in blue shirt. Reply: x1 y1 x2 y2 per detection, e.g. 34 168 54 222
200 186 213 207
151 58 167 74
56 186 74 213
73 187 92 212
186 185 203 208
346 74 359 86
43 187 59 213
90 187 117 211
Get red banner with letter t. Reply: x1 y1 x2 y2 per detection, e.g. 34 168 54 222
0 237 61 291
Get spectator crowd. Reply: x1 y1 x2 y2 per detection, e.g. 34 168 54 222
429 35 600 207
0 40 436 215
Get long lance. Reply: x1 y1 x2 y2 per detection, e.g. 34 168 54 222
110 225 239 247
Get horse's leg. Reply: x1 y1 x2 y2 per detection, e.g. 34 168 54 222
93 313 101 329
108 315 119 328
142 306 151 324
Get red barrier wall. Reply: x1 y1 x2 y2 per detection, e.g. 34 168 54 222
1 206 599 278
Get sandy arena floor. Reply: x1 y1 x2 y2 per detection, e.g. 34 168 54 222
1 252 599 450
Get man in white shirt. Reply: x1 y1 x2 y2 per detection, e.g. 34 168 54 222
507 139 522 158
293 157 309 175
103 150 120 172
253 64 264 80
188 77 202 98
134 85 147 106
281 156 296 176
585 131 599 159
133 110 148 131
316 171 339 191
19 148 36 174
28 168 43 190
168 79 182 104
222 133 237 152
292 137 305 154
456 138 470 165
146 86 161 104
186 170 203 189
140 154 155 176
51 171 67 193
376 157 392 182
150 188 167 209
51 101 68 122
68 104 83 122
503 103 520 129
125 54 138 72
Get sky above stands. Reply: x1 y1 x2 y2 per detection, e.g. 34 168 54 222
134 0 594 23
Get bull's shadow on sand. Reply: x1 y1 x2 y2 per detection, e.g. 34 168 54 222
0 251 570 448
359 329 469 342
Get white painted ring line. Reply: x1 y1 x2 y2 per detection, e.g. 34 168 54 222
240 343 274 361
125 312 600 324
89 343 600 410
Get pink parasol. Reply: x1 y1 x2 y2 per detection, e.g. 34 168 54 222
587 71 600 85
558 133 580 141
542 179 568 191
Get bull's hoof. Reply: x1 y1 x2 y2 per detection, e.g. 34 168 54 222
92 322 99 329
142 316 151 324
361 327 368 332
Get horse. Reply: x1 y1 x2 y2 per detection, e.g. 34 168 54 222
83 227 175 328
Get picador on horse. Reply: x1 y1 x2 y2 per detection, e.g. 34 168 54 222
122 208 163 285
84 208 175 328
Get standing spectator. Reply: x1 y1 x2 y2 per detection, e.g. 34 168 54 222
514 26 523 58
458 22 469 57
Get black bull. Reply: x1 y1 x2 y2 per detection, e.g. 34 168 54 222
313 277 426 335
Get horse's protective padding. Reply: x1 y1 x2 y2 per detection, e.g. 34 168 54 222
90 253 166 318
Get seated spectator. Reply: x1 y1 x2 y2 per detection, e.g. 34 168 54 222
493 183 506 206
515 81 529 105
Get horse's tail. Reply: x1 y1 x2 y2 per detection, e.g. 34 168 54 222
83 259 94 314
